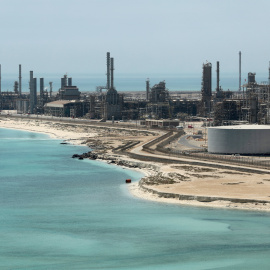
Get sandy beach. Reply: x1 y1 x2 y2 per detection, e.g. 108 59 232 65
1 115 270 212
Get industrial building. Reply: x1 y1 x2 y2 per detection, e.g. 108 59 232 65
98 52 123 120
208 125 270 154
58 75 81 100
44 100 88 117
16 99 29 114
141 119 180 128
2 51 270 134
144 80 171 119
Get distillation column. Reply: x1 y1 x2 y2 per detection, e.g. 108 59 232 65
216 61 219 92
29 71 37 114
40 78 44 106
49 82 53 98
0 64 1 95
239 51 241 91
19 64 22 96
107 52 111 90
268 61 270 85
110 57 114 90
146 78 150 101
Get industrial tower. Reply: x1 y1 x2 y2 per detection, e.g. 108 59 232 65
201 62 212 117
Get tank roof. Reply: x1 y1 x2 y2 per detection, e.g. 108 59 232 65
208 125 270 130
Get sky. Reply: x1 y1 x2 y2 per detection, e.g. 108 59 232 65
1 0 270 79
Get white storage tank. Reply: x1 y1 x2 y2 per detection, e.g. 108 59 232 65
208 125 270 154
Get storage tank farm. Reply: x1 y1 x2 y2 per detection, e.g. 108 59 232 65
208 125 270 154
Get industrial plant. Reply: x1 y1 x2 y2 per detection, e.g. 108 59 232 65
1 51 270 155
0 52 200 121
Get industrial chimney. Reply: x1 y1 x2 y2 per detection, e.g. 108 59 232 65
110 57 114 90
146 78 150 101
239 51 241 91
19 64 22 96
0 64 1 94
107 52 111 90
49 82 53 98
216 61 220 92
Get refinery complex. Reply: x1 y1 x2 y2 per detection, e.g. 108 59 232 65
0 51 270 127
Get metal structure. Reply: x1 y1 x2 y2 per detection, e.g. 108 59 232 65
110 57 114 89
208 125 270 154
29 71 37 114
13 81 19 94
201 62 212 116
49 82 53 98
149 81 168 103
216 61 220 92
96 86 107 93
248 72 256 84
68 77 72 86
106 52 110 90
97 52 123 120
239 51 241 91
61 74 68 88
59 75 80 100
240 72 270 124
0 64 1 94
40 78 44 106
146 78 150 101
268 61 270 85
19 64 22 96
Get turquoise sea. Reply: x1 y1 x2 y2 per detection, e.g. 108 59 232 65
1 128 270 269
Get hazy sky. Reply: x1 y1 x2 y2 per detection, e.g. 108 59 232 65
1 0 270 77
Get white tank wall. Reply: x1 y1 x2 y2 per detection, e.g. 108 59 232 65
208 126 270 154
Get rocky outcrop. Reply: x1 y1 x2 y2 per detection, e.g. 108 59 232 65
72 151 98 160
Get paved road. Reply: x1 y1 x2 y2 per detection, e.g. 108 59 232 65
178 134 203 149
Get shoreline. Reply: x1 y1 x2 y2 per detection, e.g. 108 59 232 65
1 116 270 212
129 182 270 212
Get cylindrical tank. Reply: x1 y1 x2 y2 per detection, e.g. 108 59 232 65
208 125 270 154
68 77 72 86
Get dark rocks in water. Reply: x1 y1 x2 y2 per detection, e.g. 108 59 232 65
72 151 98 160
90 154 97 160
60 142 68 145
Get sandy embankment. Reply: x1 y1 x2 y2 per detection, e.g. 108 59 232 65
129 164 270 211
1 117 270 212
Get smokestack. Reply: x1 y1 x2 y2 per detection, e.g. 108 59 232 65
19 64 22 96
29 71 36 114
239 51 241 91
146 78 150 101
0 64 1 94
110 57 114 90
107 52 111 89
40 78 44 105
49 82 53 98
30 70 33 82
216 61 220 92
68 77 72 86
268 61 270 85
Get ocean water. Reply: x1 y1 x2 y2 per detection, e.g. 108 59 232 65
1 72 269 93
1 128 270 269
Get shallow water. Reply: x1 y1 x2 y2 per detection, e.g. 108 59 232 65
0 128 270 269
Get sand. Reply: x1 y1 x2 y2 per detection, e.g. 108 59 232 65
1 116 270 212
